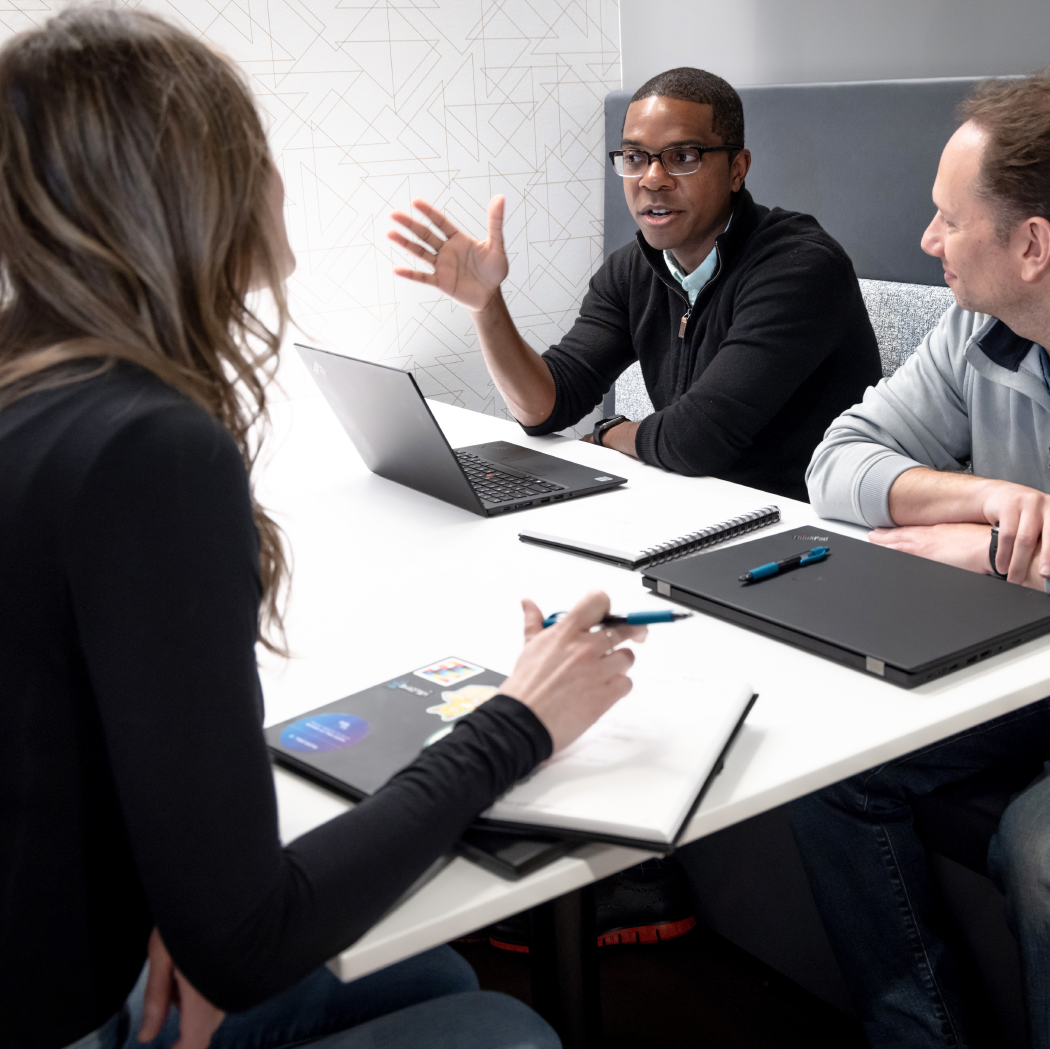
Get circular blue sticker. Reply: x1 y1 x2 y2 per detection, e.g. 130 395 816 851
280 713 369 753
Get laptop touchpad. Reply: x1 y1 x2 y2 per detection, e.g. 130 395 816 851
485 442 548 466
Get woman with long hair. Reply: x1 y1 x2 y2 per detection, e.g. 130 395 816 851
0 8 645 1049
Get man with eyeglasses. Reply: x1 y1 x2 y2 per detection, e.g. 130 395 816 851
388 66 881 501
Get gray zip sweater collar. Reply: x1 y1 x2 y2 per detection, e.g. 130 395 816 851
806 305 1050 528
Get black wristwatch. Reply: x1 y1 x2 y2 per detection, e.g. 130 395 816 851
593 414 628 447
989 526 1009 580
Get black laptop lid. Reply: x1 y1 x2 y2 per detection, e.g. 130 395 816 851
644 526 1050 680
296 344 481 514
266 661 509 798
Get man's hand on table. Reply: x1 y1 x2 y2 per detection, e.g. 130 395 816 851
580 419 641 459
501 590 647 753
869 522 991 576
977 479 1050 582
869 522 1047 590
887 467 1050 584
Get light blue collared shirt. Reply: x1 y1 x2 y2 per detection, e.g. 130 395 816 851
663 212 733 306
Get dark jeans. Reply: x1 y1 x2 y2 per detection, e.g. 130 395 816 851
788 697 1050 1049
74 945 559 1049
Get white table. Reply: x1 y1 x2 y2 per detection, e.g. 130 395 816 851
257 381 1050 996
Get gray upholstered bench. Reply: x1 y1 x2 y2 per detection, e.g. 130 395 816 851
860 278 955 377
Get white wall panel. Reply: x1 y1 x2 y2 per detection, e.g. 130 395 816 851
0 0 621 422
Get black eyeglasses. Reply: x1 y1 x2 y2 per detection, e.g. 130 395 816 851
608 144 742 178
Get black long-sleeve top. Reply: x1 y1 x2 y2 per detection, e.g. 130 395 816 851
523 189 883 502
0 363 552 1049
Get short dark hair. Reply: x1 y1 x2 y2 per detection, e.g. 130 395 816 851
960 71 1050 239
629 67 744 148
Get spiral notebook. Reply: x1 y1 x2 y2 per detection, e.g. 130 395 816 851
518 505 781 570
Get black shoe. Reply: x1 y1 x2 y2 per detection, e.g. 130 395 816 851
486 911 531 952
594 856 697 946
487 857 695 952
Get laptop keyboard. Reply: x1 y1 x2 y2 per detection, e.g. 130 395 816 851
456 451 564 504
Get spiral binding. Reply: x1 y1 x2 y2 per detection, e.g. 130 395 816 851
638 505 781 568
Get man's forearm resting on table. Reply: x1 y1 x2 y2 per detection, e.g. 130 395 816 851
887 467 997 525
469 288 556 426
886 466 1050 583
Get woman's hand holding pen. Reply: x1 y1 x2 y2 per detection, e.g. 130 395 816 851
500 590 647 753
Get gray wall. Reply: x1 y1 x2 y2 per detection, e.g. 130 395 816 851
621 0 1050 90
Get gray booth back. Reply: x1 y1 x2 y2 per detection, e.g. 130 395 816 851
604 77 983 286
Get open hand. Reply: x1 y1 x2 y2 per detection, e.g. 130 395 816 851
138 928 225 1049
388 197 508 312
500 590 647 752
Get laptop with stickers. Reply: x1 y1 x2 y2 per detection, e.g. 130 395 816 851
266 658 571 880
296 344 627 516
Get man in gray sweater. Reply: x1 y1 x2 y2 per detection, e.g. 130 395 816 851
793 73 1050 1049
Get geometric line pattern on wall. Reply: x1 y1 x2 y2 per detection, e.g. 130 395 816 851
2 0 621 432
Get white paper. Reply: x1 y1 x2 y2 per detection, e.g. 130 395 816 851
484 664 755 845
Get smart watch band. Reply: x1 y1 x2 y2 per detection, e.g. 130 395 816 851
989 526 1009 580
593 414 628 447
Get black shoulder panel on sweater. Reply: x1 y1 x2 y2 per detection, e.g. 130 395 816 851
977 319 1033 372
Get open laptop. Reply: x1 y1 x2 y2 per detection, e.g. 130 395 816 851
297 344 627 516
643 525 1050 688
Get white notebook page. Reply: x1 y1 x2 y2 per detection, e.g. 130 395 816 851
483 635 755 845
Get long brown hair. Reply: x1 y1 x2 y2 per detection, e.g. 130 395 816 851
0 5 289 651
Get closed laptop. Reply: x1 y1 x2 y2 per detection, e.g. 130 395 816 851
643 526 1050 688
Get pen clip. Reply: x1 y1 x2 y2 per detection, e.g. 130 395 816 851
798 546 830 566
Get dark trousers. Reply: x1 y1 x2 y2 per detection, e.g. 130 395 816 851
81 946 558 1049
787 698 1050 1049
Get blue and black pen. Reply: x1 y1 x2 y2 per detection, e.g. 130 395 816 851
542 610 693 628
739 545 830 584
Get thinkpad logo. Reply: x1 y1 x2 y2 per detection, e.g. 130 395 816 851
794 533 829 541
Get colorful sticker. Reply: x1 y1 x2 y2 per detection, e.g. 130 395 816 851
425 684 499 723
386 679 431 697
280 713 369 753
413 658 485 688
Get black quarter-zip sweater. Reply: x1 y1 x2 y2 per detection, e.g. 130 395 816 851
522 188 883 502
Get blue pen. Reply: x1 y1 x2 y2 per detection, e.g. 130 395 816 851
739 545 829 584
542 610 693 628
